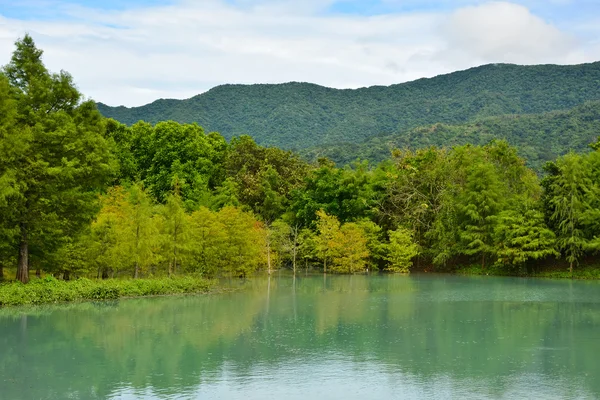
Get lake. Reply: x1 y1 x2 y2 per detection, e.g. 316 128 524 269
1 273 599 399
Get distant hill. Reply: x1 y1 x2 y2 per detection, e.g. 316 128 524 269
301 101 600 171
98 62 600 152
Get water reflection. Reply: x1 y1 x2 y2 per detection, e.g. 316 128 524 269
0 274 599 399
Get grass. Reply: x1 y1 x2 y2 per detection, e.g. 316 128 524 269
455 264 600 280
533 266 600 280
0 275 215 307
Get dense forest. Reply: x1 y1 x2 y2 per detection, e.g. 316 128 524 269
98 61 600 154
1 36 600 286
302 101 600 171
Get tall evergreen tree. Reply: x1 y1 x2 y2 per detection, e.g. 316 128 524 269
0 35 115 283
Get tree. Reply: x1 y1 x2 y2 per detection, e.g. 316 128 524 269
385 228 419 273
159 191 190 276
456 157 505 269
224 135 307 222
493 208 558 271
291 160 374 228
546 153 591 274
188 207 227 276
271 220 301 274
120 184 160 278
314 210 342 273
217 206 265 277
0 35 115 283
355 219 387 270
331 223 370 274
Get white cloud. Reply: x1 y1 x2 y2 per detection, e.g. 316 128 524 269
439 2 578 64
0 1 597 106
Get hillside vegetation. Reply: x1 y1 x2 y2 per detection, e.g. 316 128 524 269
98 62 600 151
302 101 600 170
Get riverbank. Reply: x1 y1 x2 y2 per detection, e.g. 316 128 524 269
0 276 215 307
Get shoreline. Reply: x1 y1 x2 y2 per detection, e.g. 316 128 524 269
2 266 600 309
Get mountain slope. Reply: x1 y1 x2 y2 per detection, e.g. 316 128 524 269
98 62 600 151
301 101 600 171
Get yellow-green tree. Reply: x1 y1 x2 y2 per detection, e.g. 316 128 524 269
158 192 190 276
120 184 160 278
188 207 226 276
315 210 342 273
330 223 369 274
217 206 265 277
385 228 419 273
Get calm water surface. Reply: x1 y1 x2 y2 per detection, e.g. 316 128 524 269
1 274 599 399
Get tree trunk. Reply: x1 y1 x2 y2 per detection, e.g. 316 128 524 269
292 247 297 275
570 261 573 277
173 249 177 276
173 230 178 275
16 223 29 283
0 265 4 280
102 268 109 280
36 268 41 278
64 271 71 281
267 239 272 274
323 258 327 274
481 253 486 270
134 224 140 279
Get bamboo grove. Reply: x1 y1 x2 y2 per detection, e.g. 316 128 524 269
1 36 599 284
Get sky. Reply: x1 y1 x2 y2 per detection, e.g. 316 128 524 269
0 0 598 107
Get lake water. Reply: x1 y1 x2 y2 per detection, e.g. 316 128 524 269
1 274 599 399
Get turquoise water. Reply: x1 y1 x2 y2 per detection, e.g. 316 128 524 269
1 274 599 399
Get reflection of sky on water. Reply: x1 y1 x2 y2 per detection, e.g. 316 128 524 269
112 358 594 399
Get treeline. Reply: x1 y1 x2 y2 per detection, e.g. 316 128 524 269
1 36 600 284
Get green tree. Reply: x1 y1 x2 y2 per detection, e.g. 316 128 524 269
0 35 115 283
546 153 591 274
493 208 558 271
456 156 505 269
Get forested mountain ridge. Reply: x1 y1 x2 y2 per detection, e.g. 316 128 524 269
302 101 600 171
98 62 600 150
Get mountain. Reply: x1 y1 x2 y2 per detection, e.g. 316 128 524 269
300 101 600 171
97 62 600 152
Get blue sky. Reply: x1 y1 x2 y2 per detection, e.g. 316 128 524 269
1 0 598 106
2 0 598 20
